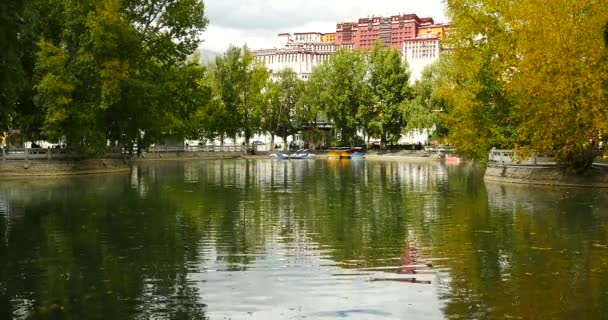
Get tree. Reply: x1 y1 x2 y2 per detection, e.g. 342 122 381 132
30 0 210 154
208 45 269 145
363 42 413 147
297 63 332 148
159 55 213 142
262 69 302 149
443 0 608 172
506 0 608 173
310 49 369 146
437 0 519 162
405 57 453 143
0 0 26 131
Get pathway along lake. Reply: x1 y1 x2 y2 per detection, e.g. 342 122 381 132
1 159 608 319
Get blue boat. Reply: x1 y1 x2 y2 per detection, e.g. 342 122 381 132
269 153 289 160
289 149 316 159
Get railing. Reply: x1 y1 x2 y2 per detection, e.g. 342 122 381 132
1 148 83 161
146 144 243 153
489 149 556 165
1 144 246 161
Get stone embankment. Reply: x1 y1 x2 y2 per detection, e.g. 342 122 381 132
484 163 608 188
0 152 242 177
0 158 130 177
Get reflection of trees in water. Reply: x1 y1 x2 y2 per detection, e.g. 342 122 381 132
0 173 208 319
5 160 608 319
434 180 608 320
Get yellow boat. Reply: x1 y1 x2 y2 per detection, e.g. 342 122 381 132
327 151 340 158
327 148 352 159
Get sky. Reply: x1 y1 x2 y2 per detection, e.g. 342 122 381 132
201 0 448 53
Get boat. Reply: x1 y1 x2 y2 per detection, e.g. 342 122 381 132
327 147 353 159
269 153 289 160
289 149 316 159
446 156 461 164
327 147 367 160
350 147 365 159
339 151 351 159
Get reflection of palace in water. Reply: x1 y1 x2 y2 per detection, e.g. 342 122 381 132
176 159 450 193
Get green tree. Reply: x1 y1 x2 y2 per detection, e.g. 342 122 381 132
262 69 302 149
311 49 369 146
297 64 332 148
209 46 269 145
438 0 519 163
405 58 453 143
0 0 26 131
363 42 413 147
31 0 209 154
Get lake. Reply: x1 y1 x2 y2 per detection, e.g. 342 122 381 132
1 159 608 319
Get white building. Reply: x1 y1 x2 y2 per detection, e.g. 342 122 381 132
255 33 351 80
402 36 442 82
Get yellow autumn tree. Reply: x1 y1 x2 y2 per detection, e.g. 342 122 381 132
443 0 608 172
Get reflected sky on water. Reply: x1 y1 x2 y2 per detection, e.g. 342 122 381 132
1 159 608 319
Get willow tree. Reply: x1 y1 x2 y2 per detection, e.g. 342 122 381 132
405 57 452 142
444 0 608 172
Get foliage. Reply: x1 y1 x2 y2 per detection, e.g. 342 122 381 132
8 0 209 154
0 0 26 131
297 63 332 147
443 0 608 171
306 49 370 146
262 68 303 147
405 57 451 140
208 46 269 144
363 42 413 146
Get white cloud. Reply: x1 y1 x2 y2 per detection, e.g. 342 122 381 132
201 0 447 52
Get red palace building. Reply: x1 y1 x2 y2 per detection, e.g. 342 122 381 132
336 14 446 50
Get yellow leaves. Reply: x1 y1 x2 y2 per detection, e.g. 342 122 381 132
86 0 133 54
99 60 129 110
444 0 608 163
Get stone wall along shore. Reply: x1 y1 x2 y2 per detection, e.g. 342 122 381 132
485 163 608 188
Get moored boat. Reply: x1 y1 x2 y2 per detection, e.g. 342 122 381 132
269 153 289 160
339 151 351 159
289 149 315 159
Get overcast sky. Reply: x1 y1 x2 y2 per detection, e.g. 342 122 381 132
201 0 448 53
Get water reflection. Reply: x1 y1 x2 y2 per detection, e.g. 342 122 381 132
0 160 607 319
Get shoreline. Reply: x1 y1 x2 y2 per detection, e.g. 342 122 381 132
0 152 242 177
484 163 608 188
0 158 131 177
3 153 608 188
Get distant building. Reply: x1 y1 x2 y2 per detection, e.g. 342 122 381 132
321 33 336 43
336 14 447 50
254 13 447 81
255 33 352 80
403 36 442 82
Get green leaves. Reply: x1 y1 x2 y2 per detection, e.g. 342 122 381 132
21 0 210 154
441 0 608 171
208 45 269 143
262 69 302 146
304 46 414 147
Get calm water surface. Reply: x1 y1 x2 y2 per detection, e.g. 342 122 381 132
1 159 608 319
